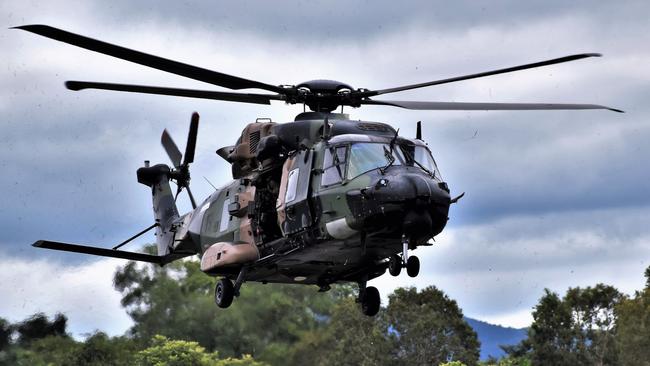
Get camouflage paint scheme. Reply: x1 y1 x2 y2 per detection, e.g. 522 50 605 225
151 112 451 288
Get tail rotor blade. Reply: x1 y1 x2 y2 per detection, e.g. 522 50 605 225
161 129 182 168
185 186 197 209
183 112 199 166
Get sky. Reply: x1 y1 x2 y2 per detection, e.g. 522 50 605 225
2 1 649 337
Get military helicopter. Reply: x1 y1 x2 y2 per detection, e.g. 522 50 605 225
16 25 622 316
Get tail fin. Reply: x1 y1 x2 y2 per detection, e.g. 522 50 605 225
137 163 179 256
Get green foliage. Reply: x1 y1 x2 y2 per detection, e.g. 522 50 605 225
113 258 345 361
14 312 68 346
526 284 621 366
136 335 220 366
616 265 650 366
478 355 531 366
385 286 481 366
6 257 650 366
287 297 394 366
214 354 268 366
0 318 10 351
136 335 267 366
6 335 79 366
113 260 481 366
72 332 138 365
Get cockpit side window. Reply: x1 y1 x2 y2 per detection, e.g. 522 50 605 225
321 145 347 186
401 144 442 179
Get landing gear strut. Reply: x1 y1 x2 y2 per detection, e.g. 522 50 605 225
358 278 380 316
215 266 248 309
388 235 420 278
388 254 402 276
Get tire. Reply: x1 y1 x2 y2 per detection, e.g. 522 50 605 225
406 256 420 278
388 254 402 276
361 286 380 316
215 278 234 308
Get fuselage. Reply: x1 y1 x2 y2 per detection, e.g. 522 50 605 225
170 112 451 287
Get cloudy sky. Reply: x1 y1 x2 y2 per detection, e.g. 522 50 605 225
2 1 649 337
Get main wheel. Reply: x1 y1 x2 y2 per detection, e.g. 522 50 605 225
406 256 420 277
361 286 380 316
215 278 234 308
388 254 402 276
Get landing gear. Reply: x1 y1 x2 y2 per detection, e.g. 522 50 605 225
361 287 380 316
357 278 381 316
360 286 380 316
388 235 420 278
406 256 420 277
388 254 402 276
215 278 234 308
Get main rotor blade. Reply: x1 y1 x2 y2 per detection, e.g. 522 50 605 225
14 24 285 93
358 53 602 98
183 112 199 166
65 81 282 105
161 130 182 168
361 99 624 112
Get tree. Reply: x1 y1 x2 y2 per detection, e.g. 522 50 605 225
385 286 481 366
136 335 221 366
616 265 650 365
0 318 11 351
0 313 73 366
526 285 621 366
136 335 268 366
10 335 80 366
113 256 345 362
287 297 395 366
14 312 68 346
71 332 138 365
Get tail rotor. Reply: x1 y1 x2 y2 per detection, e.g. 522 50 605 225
161 112 200 209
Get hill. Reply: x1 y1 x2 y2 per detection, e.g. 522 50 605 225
465 317 528 360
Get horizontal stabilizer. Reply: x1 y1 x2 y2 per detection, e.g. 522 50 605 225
33 240 190 265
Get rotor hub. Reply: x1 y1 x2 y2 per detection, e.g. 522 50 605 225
295 80 356 112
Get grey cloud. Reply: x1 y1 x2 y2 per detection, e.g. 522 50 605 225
76 0 650 44
379 206 650 322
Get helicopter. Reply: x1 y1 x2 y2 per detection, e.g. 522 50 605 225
15 25 622 316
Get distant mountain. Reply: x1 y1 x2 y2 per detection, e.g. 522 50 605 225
464 317 528 360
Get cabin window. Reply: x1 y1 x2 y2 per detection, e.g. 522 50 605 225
285 168 299 203
219 199 231 232
321 146 347 186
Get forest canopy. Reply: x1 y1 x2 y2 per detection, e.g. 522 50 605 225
1 257 649 366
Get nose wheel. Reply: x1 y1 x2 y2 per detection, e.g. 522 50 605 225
388 236 420 278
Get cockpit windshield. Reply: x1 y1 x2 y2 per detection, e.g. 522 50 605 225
321 142 442 186
348 143 404 179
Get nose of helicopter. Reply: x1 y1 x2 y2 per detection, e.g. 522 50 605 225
346 171 451 240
